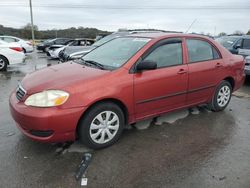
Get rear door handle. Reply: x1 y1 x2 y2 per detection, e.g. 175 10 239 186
215 63 222 67
177 69 187 74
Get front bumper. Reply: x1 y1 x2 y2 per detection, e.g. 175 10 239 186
9 92 86 143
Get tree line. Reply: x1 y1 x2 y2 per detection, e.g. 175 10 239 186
0 24 110 40
0 24 249 40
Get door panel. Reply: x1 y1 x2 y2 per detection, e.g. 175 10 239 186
134 64 188 119
187 59 223 104
133 38 188 120
186 38 223 105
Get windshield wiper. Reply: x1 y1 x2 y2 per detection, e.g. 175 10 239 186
81 59 106 70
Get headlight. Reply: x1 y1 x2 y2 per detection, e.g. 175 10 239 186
24 90 69 107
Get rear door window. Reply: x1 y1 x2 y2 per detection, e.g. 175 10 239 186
187 39 220 63
3 37 16 43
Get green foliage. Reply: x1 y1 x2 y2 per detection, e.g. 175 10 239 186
247 30 250 35
0 24 111 40
218 32 227 37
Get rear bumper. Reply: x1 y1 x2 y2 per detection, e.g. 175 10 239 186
9 92 86 143
9 52 25 65
234 74 246 91
36 45 45 51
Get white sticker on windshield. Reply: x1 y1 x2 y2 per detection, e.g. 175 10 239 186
133 38 151 42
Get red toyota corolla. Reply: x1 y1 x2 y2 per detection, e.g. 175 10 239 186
9 33 245 149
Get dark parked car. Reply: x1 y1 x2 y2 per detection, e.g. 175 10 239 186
10 33 245 149
216 36 243 54
36 38 72 52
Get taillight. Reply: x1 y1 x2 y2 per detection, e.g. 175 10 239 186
10 47 23 52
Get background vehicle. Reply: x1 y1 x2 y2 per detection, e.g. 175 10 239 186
216 35 243 54
0 40 25 71
36 38 72 52
59 29 165 62
238 35 250 57
10 33 245 149
245 56 250 76
47 38 95 59
0 35 33 53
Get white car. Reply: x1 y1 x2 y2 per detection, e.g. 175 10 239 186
0 40 25 71
0 36 33 53
48 46 65 59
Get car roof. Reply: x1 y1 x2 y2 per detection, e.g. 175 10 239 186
127 32 211 39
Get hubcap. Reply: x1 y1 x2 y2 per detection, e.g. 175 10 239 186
89 111 119 144
0 59 5 69
217 85 231 107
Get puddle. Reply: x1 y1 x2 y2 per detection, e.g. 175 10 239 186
155 109 189 125
133 119 154 130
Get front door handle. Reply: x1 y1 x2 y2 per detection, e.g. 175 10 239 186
177 69 187 74
215 63 222 67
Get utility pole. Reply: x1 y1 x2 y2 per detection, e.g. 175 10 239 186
29 0 35 46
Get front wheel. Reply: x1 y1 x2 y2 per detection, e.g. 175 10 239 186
208 80 232 112
78 102 125 149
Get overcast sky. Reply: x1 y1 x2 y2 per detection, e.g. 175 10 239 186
0 0 249 34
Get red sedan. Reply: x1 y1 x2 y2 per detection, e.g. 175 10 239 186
9 33 245 149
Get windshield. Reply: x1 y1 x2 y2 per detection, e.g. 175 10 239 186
81 37 151 69
92 32 129 47
216 37 239 48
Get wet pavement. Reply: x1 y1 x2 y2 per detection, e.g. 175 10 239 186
0 52 250 188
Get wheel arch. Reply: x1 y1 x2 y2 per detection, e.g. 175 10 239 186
223 76 235 90
0 54 9 65
75 98 129 138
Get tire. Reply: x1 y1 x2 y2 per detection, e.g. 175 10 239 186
78 102 125 149
0 55 8 71
208 80 232 112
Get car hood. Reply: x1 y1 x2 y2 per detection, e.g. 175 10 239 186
21 61 109 94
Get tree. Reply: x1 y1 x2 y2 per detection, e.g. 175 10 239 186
232 30 244 36
247 30 250 35
218 32 227 37
21 23 39 39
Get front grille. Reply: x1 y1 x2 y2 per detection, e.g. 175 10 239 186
16 84 26 101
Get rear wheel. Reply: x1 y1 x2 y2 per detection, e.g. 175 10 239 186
0 55 8 71
209 80 232 112
78 102 125 149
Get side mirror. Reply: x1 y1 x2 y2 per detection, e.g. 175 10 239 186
136 60 157 72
